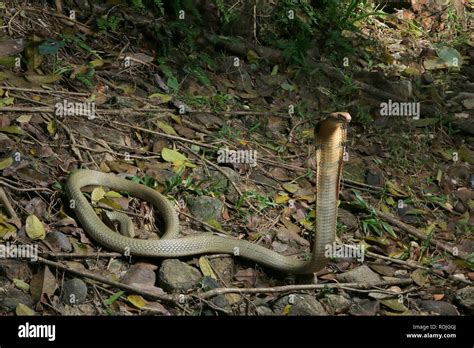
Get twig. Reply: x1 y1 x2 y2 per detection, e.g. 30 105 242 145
374 211 469 260
0 187 17 218
0 86 91 96
35 256 177 303
366 251 472 285
41 251 123 259
196 278 413 300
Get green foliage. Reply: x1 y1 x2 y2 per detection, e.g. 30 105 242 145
97 15 122 32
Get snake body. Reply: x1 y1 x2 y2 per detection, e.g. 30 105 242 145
65 113 350 274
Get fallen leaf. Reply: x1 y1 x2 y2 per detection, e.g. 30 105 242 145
25 214 46 240
127 294 147 309
199 256 217 280
15 303 35 316
30 266 57 301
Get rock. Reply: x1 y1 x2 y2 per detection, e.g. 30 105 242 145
320 294 352 314
273 294 327 315
349 298 379 315
462 98 474 110
0 287 34 312
0 259 32 281
337 208 358 230
336 265 383 284
61 278 88 305
455 286 474 314
419 300 459 316
200 276 230 312
45 231 72 252
209 257 234 284
365 169 384 186
122 263 157 286
158 259 202 292
187 196 223 222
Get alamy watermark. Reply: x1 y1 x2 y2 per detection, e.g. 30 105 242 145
325 242 365 262
380 99 420 120
55 99 96 120
217 147 257 167
0 242 38 261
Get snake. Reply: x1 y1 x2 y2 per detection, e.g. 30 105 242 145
65 112 350 274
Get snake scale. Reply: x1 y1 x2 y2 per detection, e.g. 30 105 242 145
65 113 350 274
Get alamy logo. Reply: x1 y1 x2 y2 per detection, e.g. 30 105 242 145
55 99 96 119
217 147 257 167
325 242 365 262
380 99 420 119
18 322 56 341
0 242 38 261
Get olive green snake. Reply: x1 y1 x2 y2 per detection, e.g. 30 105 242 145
65 113 350 274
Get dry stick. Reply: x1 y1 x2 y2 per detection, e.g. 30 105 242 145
36 256 177 303
0 180 54 193
110 120 218 150
0 187 17 218
196 278 413 300
375 211 469 260
42 252 123 259
366 251 472 285
0 86 90 96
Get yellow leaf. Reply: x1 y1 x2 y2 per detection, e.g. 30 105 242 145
155 120 177 136
161 148 187 164
99 198 123 210
16 115 32 123
89 59 103 67
13 278 30 291
282 183 299 193
170 114 181 124
283 304 292 315
204 219 222 231
47 120 57 135
15 303 35 316
274 194 289 204
127 294 147 309
199 256 217 279
149 93 172 104
0 125 23 135
104 191 122 198
91 187 106 203
0 157 13 170
25 214 46 240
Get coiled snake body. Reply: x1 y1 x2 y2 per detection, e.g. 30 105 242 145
65 113 350 274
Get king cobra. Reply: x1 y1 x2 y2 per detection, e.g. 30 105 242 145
65 112 350 274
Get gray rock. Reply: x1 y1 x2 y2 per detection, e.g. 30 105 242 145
336 265 383 284
45 231 72 252
273 294 327 315
349 298 379 315
255 303 274 316
419 300 459 316
0 287 34 312
320 294 352 314
209 257 234 284
0 259 32 281
187 196 223 222
61 278 88 305
122 263 157 286
455 286 474 314
158 259 202 292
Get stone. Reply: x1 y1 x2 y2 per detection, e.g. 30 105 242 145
61 278 88 305
273 294 327 315
45 231 72 252
0 286 34 312
455 286 474 314
158 259 202 292
336 265 383 284
320 294 352 314
419 300 459 316
187 196 223 222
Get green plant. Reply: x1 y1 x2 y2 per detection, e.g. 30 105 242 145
97 15 122 32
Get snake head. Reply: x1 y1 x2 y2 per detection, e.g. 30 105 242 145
328 112 351 124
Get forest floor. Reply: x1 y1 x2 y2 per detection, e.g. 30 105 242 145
0 1 473 316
